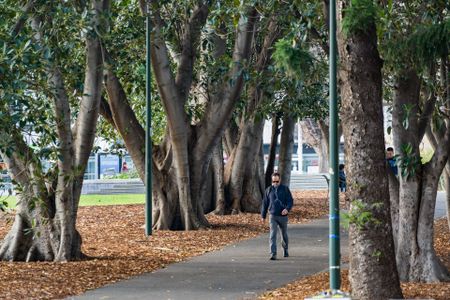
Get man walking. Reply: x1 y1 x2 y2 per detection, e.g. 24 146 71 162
261 172 294 260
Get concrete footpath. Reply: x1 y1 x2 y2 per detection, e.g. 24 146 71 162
71 193 447 300
71 217 348 300
435 191 447 219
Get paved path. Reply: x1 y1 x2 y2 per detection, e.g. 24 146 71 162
435 191 447 219
71 218 348 300
71 194 447 300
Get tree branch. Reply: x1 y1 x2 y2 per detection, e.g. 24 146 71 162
151 9 186 126
0 134 32 187
30 16 74 175
102 56 146 180
138 0 147 15
175 2 210 102
10 0 36 37
418 91 436 141
197 7 259 151
428 123 450 178
418 65 437 141
73 0 107 169
99 96 115 128
293 9 328 56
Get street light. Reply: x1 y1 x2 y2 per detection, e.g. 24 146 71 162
329 0 340 291
145 2 152 236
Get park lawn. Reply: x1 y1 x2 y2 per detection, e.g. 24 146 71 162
1 194 145 208
79 194 145 206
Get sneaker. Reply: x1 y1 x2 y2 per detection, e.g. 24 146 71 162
269 255 276 260
283 249 289 257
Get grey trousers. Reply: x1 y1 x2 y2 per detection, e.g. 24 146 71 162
269 215 288 255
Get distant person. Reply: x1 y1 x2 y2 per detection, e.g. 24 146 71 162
121 161 129 173
261 172 294 260
338 164 346 192
386 147 398 176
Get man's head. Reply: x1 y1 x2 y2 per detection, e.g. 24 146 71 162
386 147 394 159
271 172 281 187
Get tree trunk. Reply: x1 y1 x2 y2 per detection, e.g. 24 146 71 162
445 168 450 230
147 5 259 229
224 119 265 214
0 178 83 262
0 148 71 261
1 0 106 262
388 171 400 251
222 17 280 214
416 165 450 281
338 1 403 297
317 139 329 173
393 69 450 282
265 114 280 188
278 114 295 186
300 118 329 173
318 120 330 173
211 143 227 215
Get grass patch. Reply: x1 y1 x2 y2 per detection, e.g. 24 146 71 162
0 194 145 209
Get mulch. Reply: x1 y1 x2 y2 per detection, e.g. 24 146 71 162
0 190 448 300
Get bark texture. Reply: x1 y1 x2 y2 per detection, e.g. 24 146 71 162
338 1 403 297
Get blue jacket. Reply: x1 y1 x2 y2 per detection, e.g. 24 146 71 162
387 158 398 176
338 170 346 188
261 184 293 218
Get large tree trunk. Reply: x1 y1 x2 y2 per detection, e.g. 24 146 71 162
393 68 450 282
0 141 65 261
338 1 403 297
222 18 281 214
0 0 106 261
211 143 227 215
119 3 259 229
265 115 281 188
224 119 265 214
278 115 295 186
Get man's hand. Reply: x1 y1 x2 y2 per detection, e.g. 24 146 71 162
261 217 266 223
281 209 288 216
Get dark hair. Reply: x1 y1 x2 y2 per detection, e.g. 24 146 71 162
386 147 394 152
339 164 345 170
272 172 280 178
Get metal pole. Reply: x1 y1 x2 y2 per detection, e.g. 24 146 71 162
329 0 340 290
145 2 152 236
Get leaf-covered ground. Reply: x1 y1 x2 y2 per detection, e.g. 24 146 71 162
0 191 448 299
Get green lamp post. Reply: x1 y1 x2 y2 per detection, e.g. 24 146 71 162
145 2 152 236
329 0 340 291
